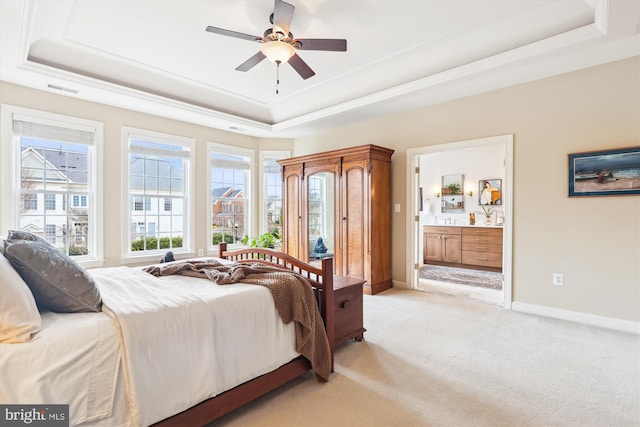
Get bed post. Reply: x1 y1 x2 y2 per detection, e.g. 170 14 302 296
219 242 227 257
321 257 335 372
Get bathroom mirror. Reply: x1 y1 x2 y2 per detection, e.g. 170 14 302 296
441 174 464 212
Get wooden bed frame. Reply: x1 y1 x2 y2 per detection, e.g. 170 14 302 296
152 243 334 426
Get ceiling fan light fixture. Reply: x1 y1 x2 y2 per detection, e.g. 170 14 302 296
261 41 295 64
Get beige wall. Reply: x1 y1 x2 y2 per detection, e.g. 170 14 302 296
295 57 640 322
1 57 637 323
0 82 293 266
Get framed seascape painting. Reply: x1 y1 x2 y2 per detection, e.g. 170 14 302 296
568 147 640 197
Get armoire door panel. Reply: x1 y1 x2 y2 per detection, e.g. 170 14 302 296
283 173 303 260
343 165 366 279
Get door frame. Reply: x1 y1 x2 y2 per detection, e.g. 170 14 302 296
406 134 514 309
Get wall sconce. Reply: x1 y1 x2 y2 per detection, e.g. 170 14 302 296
467 190 473 197
434 185 440 198
435 191 441 198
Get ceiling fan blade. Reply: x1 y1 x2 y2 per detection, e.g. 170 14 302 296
206 26 262 42
272 0 295 35
294 38 347 51
288 53 315 80
235 51 267 72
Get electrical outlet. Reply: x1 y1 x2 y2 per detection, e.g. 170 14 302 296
198 249 204 256
552 273 563 286
394 203 401 213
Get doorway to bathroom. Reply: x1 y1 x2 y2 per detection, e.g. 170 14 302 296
406 135 513 307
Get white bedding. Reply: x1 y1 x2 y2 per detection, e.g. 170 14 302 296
1 261 299 427
90 264 298 427
0 311 120 426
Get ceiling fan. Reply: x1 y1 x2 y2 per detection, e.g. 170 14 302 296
205 0 347 86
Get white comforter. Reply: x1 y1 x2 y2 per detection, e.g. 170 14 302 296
1 262 299 427
91 265 298 427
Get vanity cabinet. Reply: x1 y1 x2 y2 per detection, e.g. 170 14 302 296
423 226 503 271
461 227 503 269
423 226 462 264
279 145 394 295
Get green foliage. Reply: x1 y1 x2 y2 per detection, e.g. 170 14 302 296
445 183 462 194
131 236 183 251
211 232 234 245
68 245 88 256
242 229 281 249
479 205 495 217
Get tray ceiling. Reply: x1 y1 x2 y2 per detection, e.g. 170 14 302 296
1 0 638 137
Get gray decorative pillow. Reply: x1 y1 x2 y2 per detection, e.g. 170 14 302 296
5 240 102 313
7 230 52 246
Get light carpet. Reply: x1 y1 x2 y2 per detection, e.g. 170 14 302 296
209 289 639 427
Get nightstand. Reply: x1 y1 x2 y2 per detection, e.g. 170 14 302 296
333 275 366 345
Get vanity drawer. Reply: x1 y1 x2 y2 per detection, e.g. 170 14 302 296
462 227 503 237
462 242 503 253
462 250 503 268
424 226 461 235
462 235 503 245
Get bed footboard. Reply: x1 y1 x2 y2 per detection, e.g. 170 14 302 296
153 244 335 427
219 242 335 358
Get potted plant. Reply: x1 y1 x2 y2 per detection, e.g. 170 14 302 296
479 205 495 225
444 183 461 195
241 229 281 249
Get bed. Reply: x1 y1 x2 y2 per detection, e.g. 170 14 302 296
0 238 334 427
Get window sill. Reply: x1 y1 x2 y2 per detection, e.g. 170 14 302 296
120 251 197 266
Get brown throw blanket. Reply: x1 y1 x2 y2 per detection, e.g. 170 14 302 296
143 260 331 381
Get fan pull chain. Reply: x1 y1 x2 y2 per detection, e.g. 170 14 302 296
275 60 281 94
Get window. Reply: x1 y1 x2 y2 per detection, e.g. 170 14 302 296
45 224 56 243
259 151 289 236
45 193 56 210
209 143 253 247
124 127 193 257
1 105 103 264
72 194 87 207
24 194 37 210
164 198 172 211
132 197 150 211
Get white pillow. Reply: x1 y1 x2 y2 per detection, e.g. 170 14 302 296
0 252 41 343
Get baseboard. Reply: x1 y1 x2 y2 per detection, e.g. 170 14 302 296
511 302 640 334
392 280 408 289
364 279 393 295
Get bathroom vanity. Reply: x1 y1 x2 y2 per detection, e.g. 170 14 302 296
423 225 503 271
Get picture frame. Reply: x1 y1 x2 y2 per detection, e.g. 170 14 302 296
568 147 640 197
478 179 502 205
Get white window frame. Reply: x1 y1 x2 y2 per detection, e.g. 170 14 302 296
0 105 104 267
258 150 289 235
122 127 194 262
208 142 254 252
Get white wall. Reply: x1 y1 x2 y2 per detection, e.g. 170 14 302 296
419 144 505 226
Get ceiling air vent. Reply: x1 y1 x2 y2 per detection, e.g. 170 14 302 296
47 84 78 94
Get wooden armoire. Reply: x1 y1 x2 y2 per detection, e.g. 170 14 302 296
278 144 394 295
